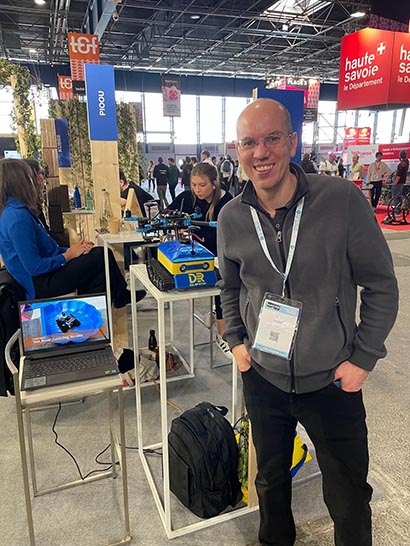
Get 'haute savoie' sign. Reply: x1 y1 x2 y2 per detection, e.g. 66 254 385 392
337 28 410 110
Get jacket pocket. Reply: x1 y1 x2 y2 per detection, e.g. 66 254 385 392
335 297 347 347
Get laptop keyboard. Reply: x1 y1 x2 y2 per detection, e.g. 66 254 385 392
25 351 115 379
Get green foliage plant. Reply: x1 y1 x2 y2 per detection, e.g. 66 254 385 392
0 59 40 158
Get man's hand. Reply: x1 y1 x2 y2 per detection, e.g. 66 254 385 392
232 343 251 373
334 360 369 392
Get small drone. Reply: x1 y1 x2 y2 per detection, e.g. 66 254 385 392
124 204 218 291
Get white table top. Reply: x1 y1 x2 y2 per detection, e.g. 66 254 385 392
63 210 95 216
97 230 149 244
130 263 220 303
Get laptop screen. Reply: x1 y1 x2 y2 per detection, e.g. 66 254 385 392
19 293 110 355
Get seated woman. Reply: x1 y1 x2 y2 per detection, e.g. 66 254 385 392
168 161 232 357
0 159 145 306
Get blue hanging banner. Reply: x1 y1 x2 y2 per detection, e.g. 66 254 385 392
84 64 118 141
54 118 71 167
253 88 304 165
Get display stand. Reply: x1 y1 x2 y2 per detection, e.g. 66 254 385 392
129 264 257 538
5 330 131 546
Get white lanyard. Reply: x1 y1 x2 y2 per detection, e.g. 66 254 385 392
251 197 305 298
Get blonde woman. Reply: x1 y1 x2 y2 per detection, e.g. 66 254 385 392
168 161 232 356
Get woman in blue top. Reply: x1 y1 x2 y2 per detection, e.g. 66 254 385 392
168 161 232 357
0 159 145 306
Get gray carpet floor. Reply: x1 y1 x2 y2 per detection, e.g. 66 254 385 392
1 230 409 546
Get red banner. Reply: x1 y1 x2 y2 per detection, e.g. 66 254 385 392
57 75 73 100
338 28 410 109
388 32 410 104
338 28 394 110
378 143 410 161
67 32 100 82
344 127 371 145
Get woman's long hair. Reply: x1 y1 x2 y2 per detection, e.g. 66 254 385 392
0 159 39 213
191 162 222 222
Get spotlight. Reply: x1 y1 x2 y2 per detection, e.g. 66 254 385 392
112 9 119 21
34 0 46 4
282 23 289 31
351 11 366 18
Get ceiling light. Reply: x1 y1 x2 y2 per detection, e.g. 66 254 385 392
190 15 201 20
282 23 289 31
34 0 46 5
351 11 366 18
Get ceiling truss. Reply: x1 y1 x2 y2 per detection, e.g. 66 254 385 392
0 0 372 82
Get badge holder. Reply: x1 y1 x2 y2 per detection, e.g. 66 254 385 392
252 293 302 360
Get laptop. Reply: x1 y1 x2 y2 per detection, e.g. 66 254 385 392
19 293 119 391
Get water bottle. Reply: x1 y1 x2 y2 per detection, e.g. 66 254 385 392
73 185 81 209
100 188 112 229
85 188 93 211
148 329 157 351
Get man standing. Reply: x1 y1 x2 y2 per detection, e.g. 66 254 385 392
181 156 193 190
217 99 398 546
167 158 180 201
367 152 392 210
392 149 409 199
153 157 169 209
319 152 338 175
202 149 219 177
348 153 366 182
220 154 234 192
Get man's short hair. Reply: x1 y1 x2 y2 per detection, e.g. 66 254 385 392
375 152 383 158
202 150 210 158
399 149 407 159
168 157 174 163
119 170 126 183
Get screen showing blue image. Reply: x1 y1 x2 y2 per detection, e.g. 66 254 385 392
19 294 109 353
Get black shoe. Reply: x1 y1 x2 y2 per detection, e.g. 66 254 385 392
114 289 147 308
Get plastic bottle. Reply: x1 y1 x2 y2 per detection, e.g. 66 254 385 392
100 188 112 228
148 329 157 351
73 185 82 209
85 188 93 211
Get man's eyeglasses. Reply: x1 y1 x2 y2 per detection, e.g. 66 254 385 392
237 131 294 151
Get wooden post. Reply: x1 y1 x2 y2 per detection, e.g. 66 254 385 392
90 140 121 228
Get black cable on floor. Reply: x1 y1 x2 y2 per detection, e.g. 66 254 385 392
51 403 115 480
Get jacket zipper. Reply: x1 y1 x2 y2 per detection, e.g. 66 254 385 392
278 213 296 392
335 297 347 345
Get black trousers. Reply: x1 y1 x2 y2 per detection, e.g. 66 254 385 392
370 181 382 208
33 247 128 307
169 183 178 201
242 367 372 546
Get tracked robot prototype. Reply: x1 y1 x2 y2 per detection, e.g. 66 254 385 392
125 206 217 291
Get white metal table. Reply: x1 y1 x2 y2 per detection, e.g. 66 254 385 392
129 264 254 538
5 331 131 546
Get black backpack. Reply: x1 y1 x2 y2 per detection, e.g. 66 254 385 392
222 159 231 173
0 268 25 396
168 401 242 518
